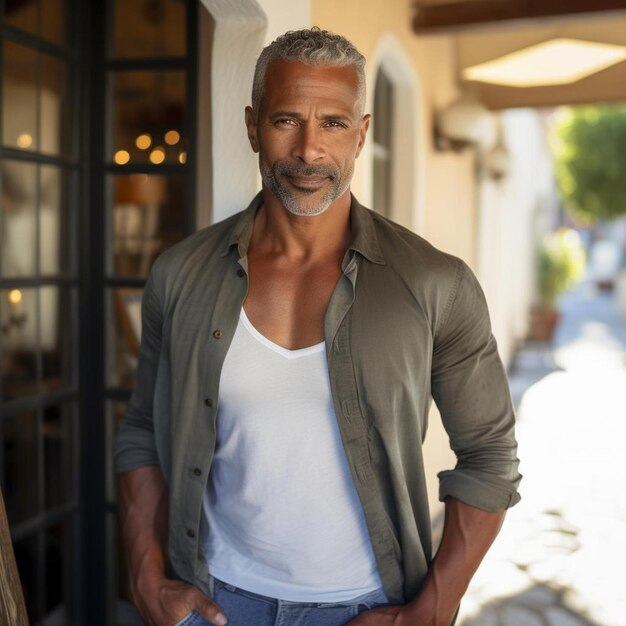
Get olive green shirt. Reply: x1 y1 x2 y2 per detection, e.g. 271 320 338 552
114 192 521 605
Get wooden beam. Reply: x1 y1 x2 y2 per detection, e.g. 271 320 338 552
0 490 29 626
413 0 626 34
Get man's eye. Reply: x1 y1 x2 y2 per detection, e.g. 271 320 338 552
276 119 297 127
325 121 346 128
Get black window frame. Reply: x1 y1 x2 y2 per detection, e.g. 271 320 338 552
1 0 199 623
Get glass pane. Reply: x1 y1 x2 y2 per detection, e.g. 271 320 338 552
1 288 39 401
40 286 74 394
110 70 187 165
4 0 68 47
106 401 128 503
4 0 37 37
44 404 74 509
40 165 73 275
110 174 185 276
45 520 73 620
374 70 393 148
13 533 41 623
1 160 37 277
2 41 38 152
2 45 69 156
2 411 38 524
41 0 68 47
107 288 142 389
373 155 391 218
112 0 186 58
40 53 70 156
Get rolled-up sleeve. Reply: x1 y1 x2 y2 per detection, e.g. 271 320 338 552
431 259 522 512
113 268 163 473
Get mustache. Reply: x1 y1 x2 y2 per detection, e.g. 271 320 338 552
273 161 337 180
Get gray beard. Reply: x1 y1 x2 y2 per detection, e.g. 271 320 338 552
260 161 353 217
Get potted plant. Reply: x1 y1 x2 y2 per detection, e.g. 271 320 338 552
529 228 586 341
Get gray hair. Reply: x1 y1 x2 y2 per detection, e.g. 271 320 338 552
251 27 366 116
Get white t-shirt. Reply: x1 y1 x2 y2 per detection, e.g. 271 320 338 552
200 307 384 602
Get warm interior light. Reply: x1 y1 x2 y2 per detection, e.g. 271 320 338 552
8 289 22 304
150 147 165 164
16 133 33 148
463 38 626 87
115 150 130 164
178 151 187 164
135 134 152 150
165 130 180 145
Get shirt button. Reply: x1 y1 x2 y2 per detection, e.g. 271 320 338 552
236 268 245 277
186 529 195 538
193 467 202 476
204 397 213 407
212 329 222 339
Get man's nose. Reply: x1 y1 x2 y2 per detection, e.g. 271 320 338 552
292 123 325 163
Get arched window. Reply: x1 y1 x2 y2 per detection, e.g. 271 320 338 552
367 34 423 231
372 68 394 218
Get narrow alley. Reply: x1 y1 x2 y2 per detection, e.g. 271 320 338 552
458 280 626 626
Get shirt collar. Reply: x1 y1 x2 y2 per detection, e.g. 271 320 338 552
347 194 386 265
220 191 264 258
220 191 386 266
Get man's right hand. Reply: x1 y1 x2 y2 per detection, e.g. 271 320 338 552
116 467 228 626
134 575 228 626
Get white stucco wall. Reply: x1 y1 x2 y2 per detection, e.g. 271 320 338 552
476 109 555 366
198 0 311 224
198 0 265 223
256 0 311 44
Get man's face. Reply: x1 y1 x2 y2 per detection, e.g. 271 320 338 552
245 60 370 217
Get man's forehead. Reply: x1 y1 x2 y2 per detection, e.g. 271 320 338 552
262 60 360 111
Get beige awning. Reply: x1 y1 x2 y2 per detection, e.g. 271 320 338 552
413 1 626 109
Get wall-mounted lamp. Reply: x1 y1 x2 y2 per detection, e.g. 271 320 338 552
434 92 496 152
482 140 510 181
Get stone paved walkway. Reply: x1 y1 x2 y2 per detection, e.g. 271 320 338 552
457 281 626 626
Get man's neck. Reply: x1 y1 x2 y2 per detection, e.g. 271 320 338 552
250 188 352 262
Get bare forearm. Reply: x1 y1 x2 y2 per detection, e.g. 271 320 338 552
117 465 169 596
117 466 228 626
404 496 505 625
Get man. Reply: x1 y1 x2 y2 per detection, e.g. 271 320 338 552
115 28 521 626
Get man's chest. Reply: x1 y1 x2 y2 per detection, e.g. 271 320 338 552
242 254 344 350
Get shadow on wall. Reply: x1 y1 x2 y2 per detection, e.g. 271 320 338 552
460 582 601 626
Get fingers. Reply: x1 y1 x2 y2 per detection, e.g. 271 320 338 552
139 578 229 626
191 591 228 626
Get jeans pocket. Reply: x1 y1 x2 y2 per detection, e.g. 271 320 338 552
172 610 197 626
354 588 390 610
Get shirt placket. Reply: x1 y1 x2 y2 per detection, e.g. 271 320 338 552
325 256 404 604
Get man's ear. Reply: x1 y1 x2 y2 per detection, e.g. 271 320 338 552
355 113 371 159
245 106 259 153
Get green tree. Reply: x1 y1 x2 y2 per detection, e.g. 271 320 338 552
551 105 626 222
538 228 586 309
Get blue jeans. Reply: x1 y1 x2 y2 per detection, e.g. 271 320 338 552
174 575 392 626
